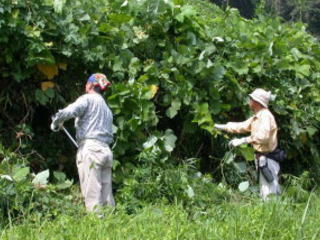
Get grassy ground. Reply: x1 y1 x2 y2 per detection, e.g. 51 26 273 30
2 193 320 240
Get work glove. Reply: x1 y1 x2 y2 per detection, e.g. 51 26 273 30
50 115 63 132
214 124 227 131
50 122 63 132
228 137 248 148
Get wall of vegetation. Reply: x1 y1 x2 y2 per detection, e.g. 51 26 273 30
211 0 320 36
1 0 320 217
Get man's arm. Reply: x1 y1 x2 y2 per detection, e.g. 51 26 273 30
224 117 253 134
51 96 88 130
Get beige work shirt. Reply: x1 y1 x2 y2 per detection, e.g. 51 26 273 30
225 108 278 153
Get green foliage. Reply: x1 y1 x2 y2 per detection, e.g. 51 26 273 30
283 171 315 203
218 146 256 190
0 144 77 226
262 0 320 36
1 0 320 216
2 1 320 235
117 147 230 212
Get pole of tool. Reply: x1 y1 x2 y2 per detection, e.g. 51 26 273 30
62 126 78 148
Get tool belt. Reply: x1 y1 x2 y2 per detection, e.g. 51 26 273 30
255 149 285 183
254 155 274 183
263 148 286 163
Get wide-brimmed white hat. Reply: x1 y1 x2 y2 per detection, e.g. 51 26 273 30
249 88 272 108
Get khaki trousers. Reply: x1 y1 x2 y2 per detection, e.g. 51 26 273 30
76 139 115 212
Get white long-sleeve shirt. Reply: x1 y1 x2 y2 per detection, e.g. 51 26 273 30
52 93 113 145
225 108 278 153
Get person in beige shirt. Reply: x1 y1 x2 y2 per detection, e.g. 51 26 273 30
215 88 281 200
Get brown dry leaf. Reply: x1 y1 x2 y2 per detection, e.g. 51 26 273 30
41 81 55 91
16 131 24 139
37 64 58 79
59 155 69 163
58 63 67 70
299 133 308 144
34 184 47 190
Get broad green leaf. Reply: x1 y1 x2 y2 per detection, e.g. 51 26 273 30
186 32 197 45
205 45 217 54
44 88 55 98
238 181 249 192
206 59 214 68
56 180 73 190
79 14 91 22
295 64 310 78
229 61 249 75
175 6 196 23
212 65 225 80
128 57 141 77
186 185 195 198
192 103 215 134
53 171 66 182
143 136 158 149
121 0 128 7
163 129 177 152
223 151 236 164
13 167 30 182
113 56 124 72
199 50 205 60
276 58 291 71
35 89 49 105
233 161 247 173
0 175 13 181
32 169 49 186
53 0 66 13
291 48 303 60
306 127 317 137
253 65 262 73
166 99 181 119
239 146 255 161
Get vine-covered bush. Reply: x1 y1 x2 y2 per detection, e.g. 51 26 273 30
0 143 77 226
0 0 320 192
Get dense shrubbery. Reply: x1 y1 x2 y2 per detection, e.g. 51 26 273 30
0 143 79 227
1 0 320 223
116 147 232 213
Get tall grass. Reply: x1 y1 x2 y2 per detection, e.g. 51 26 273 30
2 193 320 240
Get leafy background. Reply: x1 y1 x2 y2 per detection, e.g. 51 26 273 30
0 0 320 225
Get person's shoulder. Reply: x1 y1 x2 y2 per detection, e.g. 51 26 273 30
76 93 88 99
85 93 107 103
257 108 274 117
81 93 103 100
258 108 276 122
74 94 92 105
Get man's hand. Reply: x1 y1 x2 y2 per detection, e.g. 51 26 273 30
50 115 63 132
214 124 226 131
228 137 248 147
50 122 62 132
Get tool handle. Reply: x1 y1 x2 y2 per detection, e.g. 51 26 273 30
62 127 78 148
